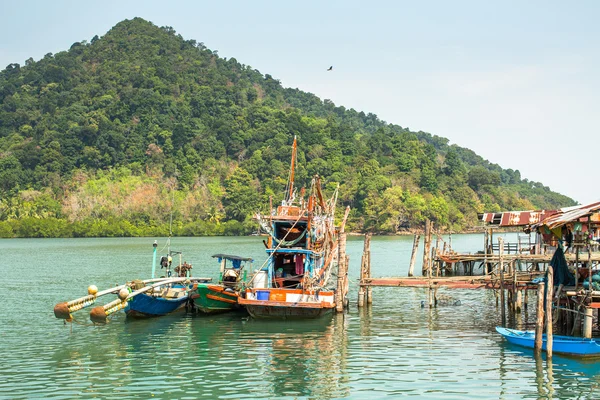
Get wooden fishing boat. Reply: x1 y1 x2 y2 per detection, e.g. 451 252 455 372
123 279 191 319
54 241 211 324
114 248 201 320
190 254 253 314
238 136 346 319
496 326 600 357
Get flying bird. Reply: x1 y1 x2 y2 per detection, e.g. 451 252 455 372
327 66 333 71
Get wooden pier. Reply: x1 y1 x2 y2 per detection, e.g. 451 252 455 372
352 207 600 357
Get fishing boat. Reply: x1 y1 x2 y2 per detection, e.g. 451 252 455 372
54 241 211 324
238 136 347 319
496 326 600 357
190 254 253 314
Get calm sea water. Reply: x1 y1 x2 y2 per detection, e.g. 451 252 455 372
1 233 600 399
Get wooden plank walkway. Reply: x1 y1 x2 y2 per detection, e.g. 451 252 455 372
362 272 542 290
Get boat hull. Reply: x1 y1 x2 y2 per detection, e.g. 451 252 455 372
239 289 335 319
191 284 240 314
125 292 188 318
496 327 600 357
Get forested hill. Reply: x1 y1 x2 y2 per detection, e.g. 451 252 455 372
0 18 575 237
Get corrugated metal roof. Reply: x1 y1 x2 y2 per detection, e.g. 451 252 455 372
533 201 600 230
479 210 558 227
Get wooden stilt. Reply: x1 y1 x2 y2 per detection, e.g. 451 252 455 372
336 232 347 313
516 290 522 314
583 307 593 339
422 220 432 276
366 234 372 304
546 267 554 358
408 234 420 277
344 255 350 307
499 237 506 325
358 250 365 308
534 281 545 353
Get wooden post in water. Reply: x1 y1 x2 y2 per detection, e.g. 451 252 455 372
435 234 442 276
408 234 420 277
422 220 432 276
513 260 519 314
366 233 372 304
358 251 365 308
534 281 545 353
546 267 554 358
344 255 350 308
499 237 506 325
584 233 593 338
358 233 371 307
336 232 347 313
584 307 593 339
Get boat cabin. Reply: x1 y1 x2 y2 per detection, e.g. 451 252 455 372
212 254 253 288
272 219 308 248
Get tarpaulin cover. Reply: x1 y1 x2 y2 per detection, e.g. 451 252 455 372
549 247 575 286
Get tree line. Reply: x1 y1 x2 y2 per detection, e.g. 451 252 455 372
0 18 575 238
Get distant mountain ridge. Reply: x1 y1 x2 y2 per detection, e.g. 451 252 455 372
0 18 576 237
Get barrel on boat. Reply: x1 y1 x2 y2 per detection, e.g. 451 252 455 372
253 271 268 288
256 290 270 300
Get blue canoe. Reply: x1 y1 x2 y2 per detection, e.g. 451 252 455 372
125 285 189 318
496 326 600 357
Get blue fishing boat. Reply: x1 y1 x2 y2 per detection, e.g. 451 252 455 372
124 281 190 318
496 326 600 357
56 241 212 324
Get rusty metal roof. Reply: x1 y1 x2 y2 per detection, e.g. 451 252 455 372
479 210 558 227
533 201 600 230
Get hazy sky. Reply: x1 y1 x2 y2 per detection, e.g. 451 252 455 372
2 0 599 205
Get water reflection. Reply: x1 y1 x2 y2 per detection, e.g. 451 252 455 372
496 338 600 399
233 314 350 398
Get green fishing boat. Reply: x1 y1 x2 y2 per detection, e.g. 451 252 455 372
190 254 253 314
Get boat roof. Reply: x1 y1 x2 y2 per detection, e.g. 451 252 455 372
211 254 253 262
266 248 316 255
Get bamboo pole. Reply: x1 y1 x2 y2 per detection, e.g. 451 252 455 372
408 234 420 277
546 267 554 358
534 281 545 353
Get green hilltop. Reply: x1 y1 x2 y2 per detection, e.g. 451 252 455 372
0 18 575 237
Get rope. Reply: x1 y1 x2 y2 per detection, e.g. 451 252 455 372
244 211 305 288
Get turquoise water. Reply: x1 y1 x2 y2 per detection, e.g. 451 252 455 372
1 234 600 399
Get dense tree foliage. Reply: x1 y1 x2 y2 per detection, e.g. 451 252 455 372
0 18 576 237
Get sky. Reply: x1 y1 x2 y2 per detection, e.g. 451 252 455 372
2 0 599 205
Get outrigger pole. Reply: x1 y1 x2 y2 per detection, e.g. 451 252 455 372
53 277 185 321
54 284 128 321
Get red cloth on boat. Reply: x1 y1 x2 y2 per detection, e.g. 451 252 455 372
295 255 304 275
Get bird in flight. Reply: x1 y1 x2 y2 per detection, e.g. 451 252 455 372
327 66 333 71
